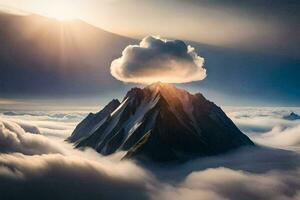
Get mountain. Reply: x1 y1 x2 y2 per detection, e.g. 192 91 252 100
68 99 120 142
283 112 300 121
0 12 134 96
0 11 299 105
69 82 254 162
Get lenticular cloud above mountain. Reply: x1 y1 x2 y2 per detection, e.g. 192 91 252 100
110 36 207 84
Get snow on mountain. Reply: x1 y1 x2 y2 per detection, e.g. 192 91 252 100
69 82 254 162
283 112 300 121
68 99 120 143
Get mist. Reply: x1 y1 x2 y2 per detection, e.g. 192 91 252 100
0 107 300 200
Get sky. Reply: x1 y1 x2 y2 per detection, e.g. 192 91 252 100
0 0 299 107
0 0 299 56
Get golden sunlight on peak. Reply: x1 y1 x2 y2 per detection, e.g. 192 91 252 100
147 82 178 92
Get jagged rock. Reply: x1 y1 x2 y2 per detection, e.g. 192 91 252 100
283 112 300 121
69 82 254 162
68 99 120 143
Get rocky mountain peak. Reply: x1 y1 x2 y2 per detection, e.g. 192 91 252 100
283 112 300 121
69 84 254 162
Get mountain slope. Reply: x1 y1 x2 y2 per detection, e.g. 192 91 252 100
68 99 120 143
70 83 254 162
283 112 300 121
0 12 135 96
0 11 299 105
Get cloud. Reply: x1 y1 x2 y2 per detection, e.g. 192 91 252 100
2 111 84 120
156 167 300 200
0 117 155 200
0 148 300 200
252 125 300 148
0 108 300 200
0 119 62 155
110 36 206 84
0 153 154 200
14 121 41 134
225 107 300 149
0 110 85 139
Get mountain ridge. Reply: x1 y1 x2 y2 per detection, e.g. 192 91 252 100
69 83 254 162
0 11 299 105
0 11 135 96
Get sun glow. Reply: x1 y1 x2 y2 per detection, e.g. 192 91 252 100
42 2 78 21
49 13 76 21
11 0 83 21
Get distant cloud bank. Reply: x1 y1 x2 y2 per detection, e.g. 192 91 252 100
110 36 206 84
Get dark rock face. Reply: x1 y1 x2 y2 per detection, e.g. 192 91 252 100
68 99 120 143
69 83 254 162
283 112 300 121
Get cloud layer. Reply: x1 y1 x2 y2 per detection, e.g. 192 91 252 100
225 107 300 150
0 119 62 155
0 153 152 200
110 36 206 84
0 108 300 200
0 110 86 139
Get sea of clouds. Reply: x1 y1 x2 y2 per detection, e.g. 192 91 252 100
0 110 86 139
0 107 300 200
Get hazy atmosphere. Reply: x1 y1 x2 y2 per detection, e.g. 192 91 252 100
0 0 299 106
0 1 299 200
